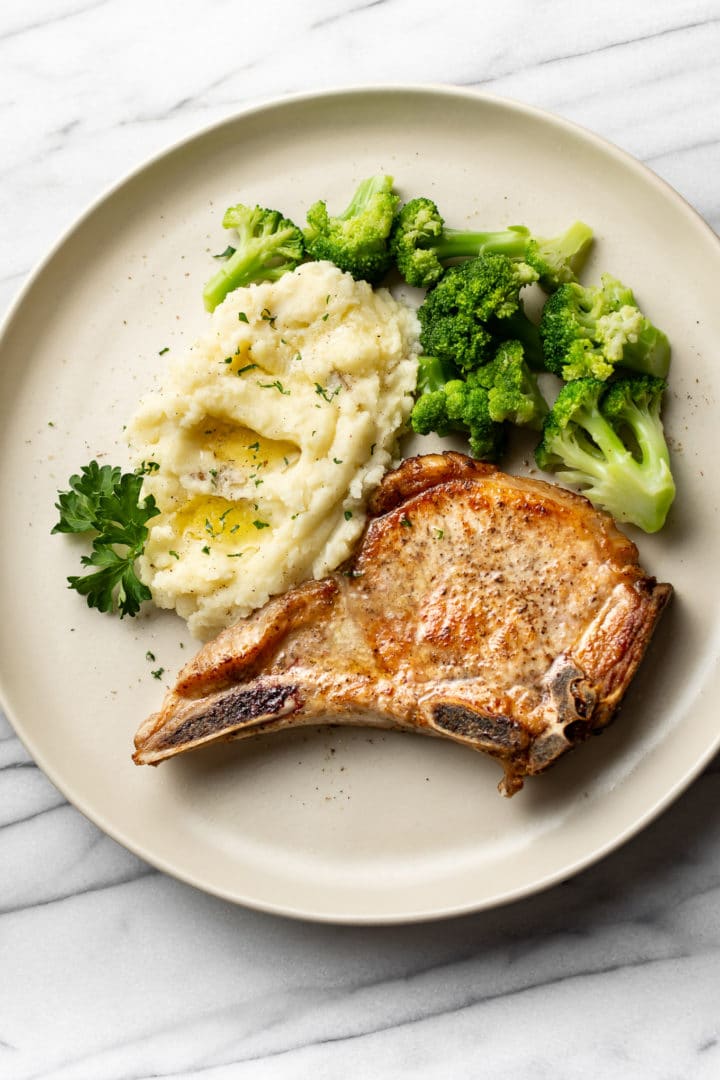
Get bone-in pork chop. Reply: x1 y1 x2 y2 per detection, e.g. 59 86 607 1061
134 453 671 794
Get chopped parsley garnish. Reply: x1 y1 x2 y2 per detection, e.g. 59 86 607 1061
344 510 353 521
321 313 329 322
151 668 165 680
248 441 260 452
158 347 169 356
52 462 159 618
252 519 270 530
257 379 291 395
145 651 156 662
227 552 243 558
400 516 412 528
213 245 237 259
169 550 180 559
315 383 340 403
237 363 258 376
238 312 249 322
434 528 444 540
260 308 277 328
201 544 211 554
138 460 160 474
333 458 343 465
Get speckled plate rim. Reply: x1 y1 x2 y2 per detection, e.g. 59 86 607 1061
1 83 719 924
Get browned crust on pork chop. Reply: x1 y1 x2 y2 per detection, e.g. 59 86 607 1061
134 453 671 794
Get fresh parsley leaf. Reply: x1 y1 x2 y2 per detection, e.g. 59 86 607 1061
53 462 159 618
52 462 122 534
69 542 153 618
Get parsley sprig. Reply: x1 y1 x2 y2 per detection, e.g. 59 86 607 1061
52 462 159 618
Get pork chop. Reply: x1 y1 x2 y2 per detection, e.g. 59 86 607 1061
133 453 672 794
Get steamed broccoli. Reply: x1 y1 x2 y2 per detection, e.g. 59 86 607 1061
304 175 399 283
410 341 546 461
534 375 675 532
540 274 671 382
417 253 543 374
390 197 593 289
474 340 548 429
202 204 305 312
411 371 505 462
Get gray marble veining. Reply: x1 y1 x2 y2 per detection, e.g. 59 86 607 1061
2 1 720 1077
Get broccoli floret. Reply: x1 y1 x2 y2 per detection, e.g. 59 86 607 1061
410 386 454 437
411 375 505 462
540 274 671 382
534 375 675 532
474 340 548 429
304 175 399 283
417 254 543 374
202 204 304 312
410 343 542 460
389 197 593 289
418 307 495 374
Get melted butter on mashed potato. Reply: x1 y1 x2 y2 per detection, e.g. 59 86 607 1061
127 261 420 639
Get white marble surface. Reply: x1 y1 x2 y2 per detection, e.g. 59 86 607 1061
3 1 720 1076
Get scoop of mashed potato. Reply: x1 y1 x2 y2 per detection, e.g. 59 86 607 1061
127 261 419 638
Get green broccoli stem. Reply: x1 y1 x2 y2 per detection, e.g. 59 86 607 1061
433 228 529 263
416 354 460 395
341 175 394 219
576 405 629 461
557 404 674 530
496 311 544 371
615 399 670 469
203 247 285 311
618 327 671 379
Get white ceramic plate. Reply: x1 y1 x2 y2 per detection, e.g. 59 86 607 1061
1 86 718 924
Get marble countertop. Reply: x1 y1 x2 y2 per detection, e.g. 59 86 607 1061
3 2 720 1076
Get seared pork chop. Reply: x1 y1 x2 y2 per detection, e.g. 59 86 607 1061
134 453 671 794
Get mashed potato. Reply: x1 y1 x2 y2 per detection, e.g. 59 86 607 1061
127 261 419 638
